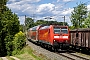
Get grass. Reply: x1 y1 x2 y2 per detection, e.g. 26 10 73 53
0 58 3 60
0 45 49 60
14 45 48 60
15 53 36 60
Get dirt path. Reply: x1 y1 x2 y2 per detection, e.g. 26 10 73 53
10 56 20 60
1 56 20 60
1 57 8 60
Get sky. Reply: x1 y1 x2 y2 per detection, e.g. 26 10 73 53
6 0 90 25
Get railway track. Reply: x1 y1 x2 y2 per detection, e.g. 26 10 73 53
55 52 90 60
27 40 90 60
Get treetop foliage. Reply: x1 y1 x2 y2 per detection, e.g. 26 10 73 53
84 12 90 28
25 18 69 30
71 3 87 29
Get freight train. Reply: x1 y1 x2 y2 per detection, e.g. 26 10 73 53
27 24 70 51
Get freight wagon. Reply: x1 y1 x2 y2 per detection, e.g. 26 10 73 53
70 28 90 53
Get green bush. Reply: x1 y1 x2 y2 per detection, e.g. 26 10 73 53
12 31 26 55
4 35 13 56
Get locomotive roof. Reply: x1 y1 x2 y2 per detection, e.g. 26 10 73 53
40 26 50 30
28 24 68 30
39 24 68 27
70 28 90 32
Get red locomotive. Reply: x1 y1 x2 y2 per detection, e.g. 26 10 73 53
27 24 70 50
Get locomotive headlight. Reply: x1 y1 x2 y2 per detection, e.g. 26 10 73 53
54 36 59 38
63 36 68 38
54 40 56 42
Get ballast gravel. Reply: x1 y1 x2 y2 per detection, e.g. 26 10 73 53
26 40 70 60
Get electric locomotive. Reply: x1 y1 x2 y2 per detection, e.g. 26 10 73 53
27 24 70 50
38 25 70 50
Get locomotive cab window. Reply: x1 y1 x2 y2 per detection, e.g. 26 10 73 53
61 28 68 34
54 27 60 34
54 27 68 34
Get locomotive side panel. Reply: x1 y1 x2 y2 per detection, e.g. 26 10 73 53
39 29 50 43
49 25 54 45
38 26 51 44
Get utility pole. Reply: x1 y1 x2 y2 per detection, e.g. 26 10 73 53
25 15 26 32
62 16 65 26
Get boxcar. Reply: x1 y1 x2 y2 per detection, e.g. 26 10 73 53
70 28 90 52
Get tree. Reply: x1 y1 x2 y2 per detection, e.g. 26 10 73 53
0 0 8 56
0 7 20 56
0 0 8 5
19 24 24 32
84 12 90 28
70 3 87 29
35 20 69 26
0 0 8 13
25 17 34 29
58 22 69 26
35 20 57 25
48 21 57 25
35 20 47 25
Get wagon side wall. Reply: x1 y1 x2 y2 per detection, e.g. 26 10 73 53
70 30 90 48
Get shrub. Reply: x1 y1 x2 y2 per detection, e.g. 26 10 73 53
12 31 26 55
